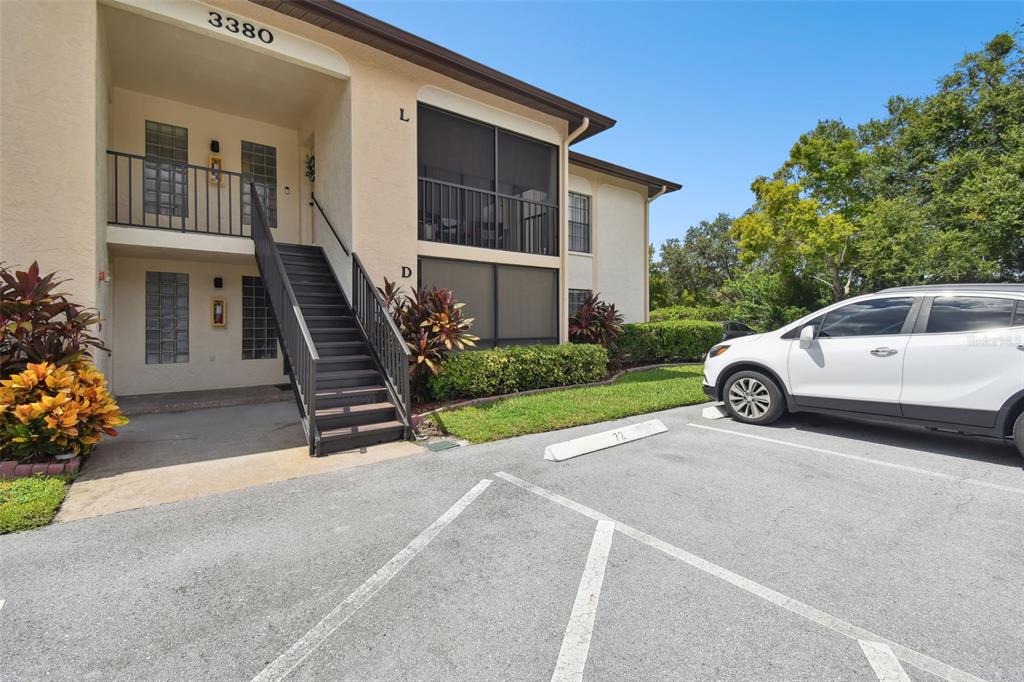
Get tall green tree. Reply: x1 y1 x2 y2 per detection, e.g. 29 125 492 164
659 213 739 304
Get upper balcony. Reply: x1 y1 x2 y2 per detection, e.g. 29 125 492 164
416 104 560 258
107 150 261 240
100 2 349 258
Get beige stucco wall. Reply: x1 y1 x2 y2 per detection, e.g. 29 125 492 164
108 87 306 245
0 1 101 318
3 0 660 398
206 0 572 328
568 167 649 323
110 254 284 396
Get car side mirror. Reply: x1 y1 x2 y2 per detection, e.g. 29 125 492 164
799 324 817 349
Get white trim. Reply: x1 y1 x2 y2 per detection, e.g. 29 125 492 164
418 85 561 145
107 225 255 256
103 0 350 79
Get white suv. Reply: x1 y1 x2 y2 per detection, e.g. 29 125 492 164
701 284 1024 455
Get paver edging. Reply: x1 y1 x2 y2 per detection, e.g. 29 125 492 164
0 456 81 479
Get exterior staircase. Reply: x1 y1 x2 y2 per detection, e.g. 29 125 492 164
249 184 411 457
277 244 406 453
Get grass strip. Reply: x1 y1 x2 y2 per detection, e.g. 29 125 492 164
0 475 69 534
433 365 707 443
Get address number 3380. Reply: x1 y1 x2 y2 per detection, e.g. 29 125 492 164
208 11 274 44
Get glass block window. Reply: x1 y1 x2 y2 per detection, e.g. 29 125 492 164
569 192 591 253
144 121 189 218
569 288 592 316
242 276 277 360
242 141 277 228
145 272 189 364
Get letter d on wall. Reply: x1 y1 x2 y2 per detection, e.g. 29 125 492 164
401 266 412 279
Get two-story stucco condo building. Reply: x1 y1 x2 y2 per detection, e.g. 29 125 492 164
0 0 680 454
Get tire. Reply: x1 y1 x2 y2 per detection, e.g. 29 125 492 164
1014 411 1024 458
722 370 785 425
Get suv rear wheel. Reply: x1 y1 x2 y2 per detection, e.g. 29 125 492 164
722 370 785 425
1014 411 1024 458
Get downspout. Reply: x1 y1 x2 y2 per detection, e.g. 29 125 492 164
568 116 590 144
648 184 668 203
561 117 589 342
643 185 668 321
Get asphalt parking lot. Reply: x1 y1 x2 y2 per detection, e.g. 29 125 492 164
1 404 1022 681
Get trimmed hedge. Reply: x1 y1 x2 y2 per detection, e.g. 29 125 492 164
649 304 731 322
618 320 723 362
428 344 609 401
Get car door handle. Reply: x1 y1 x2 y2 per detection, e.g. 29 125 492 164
869 347 898 357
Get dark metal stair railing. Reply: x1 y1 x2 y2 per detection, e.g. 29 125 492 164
250 184 321 456
310 193 413 438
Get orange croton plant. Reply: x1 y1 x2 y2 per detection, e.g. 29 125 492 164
0 361 128 461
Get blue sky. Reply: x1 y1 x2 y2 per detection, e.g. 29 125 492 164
348 1 1023 250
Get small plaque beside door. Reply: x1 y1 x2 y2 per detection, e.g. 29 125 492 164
211 298 226 327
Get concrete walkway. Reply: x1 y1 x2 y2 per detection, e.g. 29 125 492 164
56 401 423 522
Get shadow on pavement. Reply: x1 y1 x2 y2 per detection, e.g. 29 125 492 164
758 411 1022 469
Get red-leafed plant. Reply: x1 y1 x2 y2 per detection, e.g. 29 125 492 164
569 292 624 365
378 278 478 399
1 262 108 378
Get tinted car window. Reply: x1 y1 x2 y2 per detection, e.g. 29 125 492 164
926 296 1016 333
819 298 914 338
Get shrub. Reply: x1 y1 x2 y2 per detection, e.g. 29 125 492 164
649 304 732 323
569 293 624 366
0 361 127 461
379 279 479 399
1 262 108 377
618 320 723 363
428 344 608 401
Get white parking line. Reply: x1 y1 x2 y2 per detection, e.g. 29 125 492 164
552 520 615 682
495 471 987 682
859 640 912 681
251 479 493 682
688 423 1024 496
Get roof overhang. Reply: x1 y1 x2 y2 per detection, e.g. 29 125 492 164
250 0 616 142
569 151 682 199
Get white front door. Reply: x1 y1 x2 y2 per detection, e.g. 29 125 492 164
900 295 1024 428
787 297 917 415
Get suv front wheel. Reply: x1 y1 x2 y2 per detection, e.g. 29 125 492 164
722 370 785 425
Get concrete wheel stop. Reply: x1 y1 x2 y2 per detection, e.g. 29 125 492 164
544 419 668 462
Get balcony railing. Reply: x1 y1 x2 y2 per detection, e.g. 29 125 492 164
106 150 267 238
418 178 559 256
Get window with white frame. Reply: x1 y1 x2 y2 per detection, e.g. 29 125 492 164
569 192 591 253
144 121 188 218
145 271 189 364
569 288 592 316
242 276 277 360
242 141 277 228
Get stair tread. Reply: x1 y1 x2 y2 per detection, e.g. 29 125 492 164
316 401 395 417
317 368 380 379
320 420 404 439
315 341 366 349
319 354 373 363
315 384 387 398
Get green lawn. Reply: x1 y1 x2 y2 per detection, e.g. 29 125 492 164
433 365 708 443
0 476 69 534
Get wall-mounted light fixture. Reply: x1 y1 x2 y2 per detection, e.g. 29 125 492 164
214 277 223 289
